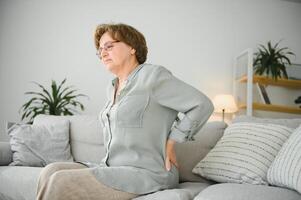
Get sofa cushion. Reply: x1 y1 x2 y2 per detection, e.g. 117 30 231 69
70 140 105 164
66 115 105 163
267 124 301 193
175 121 227 183
0 142 12 166
34 115 105 163
8 120 73 167
233 115 301 129
194 183 301 200
192 122 293 185
133 182 210 200
0 166 42 200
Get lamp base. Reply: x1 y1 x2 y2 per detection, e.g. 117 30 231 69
222 109 225 122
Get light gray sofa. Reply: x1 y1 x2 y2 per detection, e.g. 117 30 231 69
0 115 301 200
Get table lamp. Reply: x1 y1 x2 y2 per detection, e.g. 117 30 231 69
212 94 238 122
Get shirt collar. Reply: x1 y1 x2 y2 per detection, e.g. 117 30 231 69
111 63 145 86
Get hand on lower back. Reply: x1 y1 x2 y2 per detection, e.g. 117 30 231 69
165 139 179 171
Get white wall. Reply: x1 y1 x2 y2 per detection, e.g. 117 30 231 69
0 0 301 140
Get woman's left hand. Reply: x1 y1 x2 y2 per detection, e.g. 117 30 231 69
165 139 179 171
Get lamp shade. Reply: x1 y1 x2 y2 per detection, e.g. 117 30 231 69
212 94 238 113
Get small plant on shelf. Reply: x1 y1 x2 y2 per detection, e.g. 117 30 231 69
253 40 295 81
20 78 88 123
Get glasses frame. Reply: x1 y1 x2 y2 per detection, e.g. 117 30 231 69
96 40 120 58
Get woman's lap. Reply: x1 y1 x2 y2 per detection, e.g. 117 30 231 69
37 162 138 200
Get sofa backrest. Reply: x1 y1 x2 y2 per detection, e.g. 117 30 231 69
33 115 227 171
34 115 105 164
175 121 227 182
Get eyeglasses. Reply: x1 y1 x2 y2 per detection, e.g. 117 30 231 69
96 41 120 57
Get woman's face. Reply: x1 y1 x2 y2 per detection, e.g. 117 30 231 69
98 32 136 73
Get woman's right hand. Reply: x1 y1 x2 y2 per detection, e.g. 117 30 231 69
165 139 179 171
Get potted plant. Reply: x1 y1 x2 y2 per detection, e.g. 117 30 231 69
253 41 295 81
20 78 88 123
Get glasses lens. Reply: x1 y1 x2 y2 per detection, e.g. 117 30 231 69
96 41 119 58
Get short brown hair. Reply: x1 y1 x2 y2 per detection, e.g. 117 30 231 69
94 23 148 64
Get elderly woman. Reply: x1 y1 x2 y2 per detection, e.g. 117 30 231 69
36 23 213 200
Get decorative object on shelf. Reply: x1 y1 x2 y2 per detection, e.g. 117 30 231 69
20 78 88 123
212 94 238 122
256 83 271 104
295 96 301 108
253 40 295 81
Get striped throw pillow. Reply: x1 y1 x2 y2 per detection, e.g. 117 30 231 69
267 125 301 193
192 122 293 185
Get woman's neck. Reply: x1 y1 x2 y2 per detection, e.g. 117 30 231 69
116 60 139 83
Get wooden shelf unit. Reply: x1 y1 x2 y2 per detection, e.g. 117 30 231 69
237 75 301 89
238 102 301 114
233 48 301 116
237 75 301 114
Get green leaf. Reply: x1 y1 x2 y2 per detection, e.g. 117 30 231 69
31 81 53 102
253 40 294 80
20 79 87 123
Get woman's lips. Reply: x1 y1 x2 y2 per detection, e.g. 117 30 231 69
104 59 112 64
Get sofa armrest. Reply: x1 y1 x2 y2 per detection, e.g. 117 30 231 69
0 141 12 165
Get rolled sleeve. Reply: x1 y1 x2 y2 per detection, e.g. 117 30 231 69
151 67 214 143
169 127 188 143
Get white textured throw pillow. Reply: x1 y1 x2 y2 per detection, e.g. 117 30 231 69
267 125 301 193
192 122 293 185
8 119 73 166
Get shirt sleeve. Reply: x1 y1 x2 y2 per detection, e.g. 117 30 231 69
151 67 214 143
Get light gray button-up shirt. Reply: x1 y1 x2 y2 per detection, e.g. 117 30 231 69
89 63 213 194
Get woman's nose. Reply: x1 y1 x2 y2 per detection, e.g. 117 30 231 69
101 49 109 59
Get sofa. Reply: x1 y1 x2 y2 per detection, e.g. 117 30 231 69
0 114 301 200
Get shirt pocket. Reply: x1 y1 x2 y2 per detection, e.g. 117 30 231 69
116 94 149 128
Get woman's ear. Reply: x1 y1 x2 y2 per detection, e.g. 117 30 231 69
130 48 136 55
